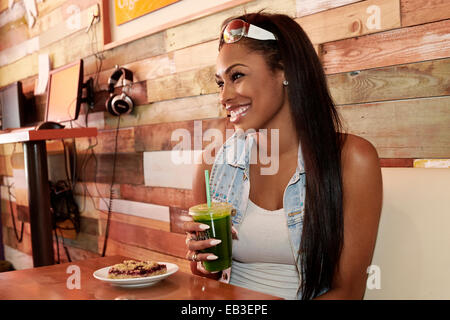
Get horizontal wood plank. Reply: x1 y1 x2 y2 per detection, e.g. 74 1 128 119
36 0 67 17
146 65 218 103
0 18 28 52
328 58 450 105
134 118 227 152
0 52 37 87
322 19 450 74
73 111 106 130
99 219 187 259
401 0 450 27
296 0 363 17
0 37 39 68
338 96 450 158
98 209 170 233
97 197 170 223
77 152 144 185
379 158 414 167
173 40 218 74
75 127 136 154
296 0 401 45
84 32 167 79
120 184 196 209
74 182 121 199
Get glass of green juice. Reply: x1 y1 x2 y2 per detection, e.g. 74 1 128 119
188 202 233 272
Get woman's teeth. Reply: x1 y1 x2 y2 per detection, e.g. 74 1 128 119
229 105 250 122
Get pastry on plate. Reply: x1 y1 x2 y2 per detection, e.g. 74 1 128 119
107 260 167 279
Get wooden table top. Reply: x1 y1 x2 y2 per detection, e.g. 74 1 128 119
0 127 97 144
0 255 282 300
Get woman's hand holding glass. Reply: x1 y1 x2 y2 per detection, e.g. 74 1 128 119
182 216 222 275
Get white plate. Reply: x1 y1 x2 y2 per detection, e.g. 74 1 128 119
93 262 179 288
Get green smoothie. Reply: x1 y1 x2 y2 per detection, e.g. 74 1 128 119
189 202 233 272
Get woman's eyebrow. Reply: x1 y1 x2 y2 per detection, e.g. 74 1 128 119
215 63 248 78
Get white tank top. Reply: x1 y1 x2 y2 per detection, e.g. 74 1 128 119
230 199 300 300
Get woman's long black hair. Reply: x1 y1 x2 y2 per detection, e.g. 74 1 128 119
219 12 345 299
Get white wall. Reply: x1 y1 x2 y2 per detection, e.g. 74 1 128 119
364 168 450 299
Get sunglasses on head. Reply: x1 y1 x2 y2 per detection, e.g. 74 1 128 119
222 19 276 44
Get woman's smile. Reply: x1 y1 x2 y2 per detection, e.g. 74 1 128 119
227 103 251 123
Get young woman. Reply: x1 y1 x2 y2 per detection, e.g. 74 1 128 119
182 12 382 300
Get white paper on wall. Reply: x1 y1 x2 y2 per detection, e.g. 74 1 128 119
23 0 38 28
34 53 50 95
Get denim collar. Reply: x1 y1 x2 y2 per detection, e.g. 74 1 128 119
224 130 306 177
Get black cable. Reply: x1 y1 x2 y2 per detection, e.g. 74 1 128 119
53 227 72 263
77 137 100 216
71 138 77 190
101 115 121 257
6 143 24 243
54 228 60 264
62 139 72 188
79 135 110 210
85 103 91 128
7 184 24 243
76 132 112 217
64 245 72 263
80 138 109 210
61 137 78 191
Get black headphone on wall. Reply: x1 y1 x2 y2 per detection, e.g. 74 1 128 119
105 66 134 116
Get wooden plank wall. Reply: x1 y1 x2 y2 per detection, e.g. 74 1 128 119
0 0 449 270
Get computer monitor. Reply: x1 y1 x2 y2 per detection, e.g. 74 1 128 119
0 81 26 130
46 59 83 124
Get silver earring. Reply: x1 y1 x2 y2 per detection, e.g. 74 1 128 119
283 80 289 86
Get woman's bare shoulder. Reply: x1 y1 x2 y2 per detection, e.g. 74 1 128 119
340 133 380 172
